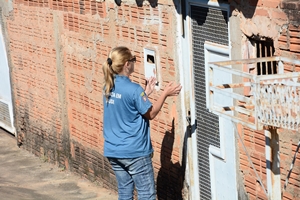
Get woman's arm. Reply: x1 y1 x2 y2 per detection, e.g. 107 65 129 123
143 82 182 120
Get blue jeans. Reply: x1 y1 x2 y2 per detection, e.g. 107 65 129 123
108 154 156 200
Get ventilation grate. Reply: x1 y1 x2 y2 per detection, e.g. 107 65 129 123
0 101 12 128
191 5 228 200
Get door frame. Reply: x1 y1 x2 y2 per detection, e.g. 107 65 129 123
182 1 231 199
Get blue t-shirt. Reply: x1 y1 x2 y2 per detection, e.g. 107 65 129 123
103 75 153 158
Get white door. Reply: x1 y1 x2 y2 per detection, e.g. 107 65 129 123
0 20 15 134
204 42 238 200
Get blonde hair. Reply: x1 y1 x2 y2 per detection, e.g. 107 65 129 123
102 46 132 100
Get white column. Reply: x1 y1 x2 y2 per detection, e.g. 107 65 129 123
265 128 281 200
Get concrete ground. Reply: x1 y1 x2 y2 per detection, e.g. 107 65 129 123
0 128 118 200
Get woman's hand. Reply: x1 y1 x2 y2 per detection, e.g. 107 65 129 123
163 82 182 97
143 81 182 120
145 77 157 96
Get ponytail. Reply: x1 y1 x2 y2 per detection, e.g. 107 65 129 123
102 58 114 101
102 46 132 101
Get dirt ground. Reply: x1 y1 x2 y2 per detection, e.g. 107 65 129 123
0 128 118 200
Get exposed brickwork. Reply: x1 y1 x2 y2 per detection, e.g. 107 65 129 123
3 0 300 198
238 126 267 199
7 6 64 164
4 0 183 198
279 129 300 200
232 0 300 199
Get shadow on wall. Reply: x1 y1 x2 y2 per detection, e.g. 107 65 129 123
114 0 158 7
280 0 300 26
172 0 259 24
156 119 188 200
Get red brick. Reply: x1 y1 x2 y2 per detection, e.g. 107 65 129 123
278 41 289 50
279 33 288 42
270 10 288 21
289 24 300 32
290 37 300 45
282 191 294 200
294 187 300 198
290 44 300 53
255 8 269 17
254 143 265 154
263 0 280 8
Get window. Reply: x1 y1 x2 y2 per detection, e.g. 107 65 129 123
254 39 277 75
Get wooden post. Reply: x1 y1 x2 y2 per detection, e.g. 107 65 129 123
265 128 281 200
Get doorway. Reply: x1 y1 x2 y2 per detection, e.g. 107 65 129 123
183 2 238 199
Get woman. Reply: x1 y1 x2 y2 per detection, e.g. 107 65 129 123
102 46 182 200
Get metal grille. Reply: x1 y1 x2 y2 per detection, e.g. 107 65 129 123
255 39 277 75
191 5 228 200
0 101 12 128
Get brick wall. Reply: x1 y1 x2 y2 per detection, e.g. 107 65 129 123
233 0 300 199
8 6 65 162
277 2 300 199
4 0 184 198
239 127 300 200
4 0 300 198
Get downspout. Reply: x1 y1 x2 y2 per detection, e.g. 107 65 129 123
265 128 281 200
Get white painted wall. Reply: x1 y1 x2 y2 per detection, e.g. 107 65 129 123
0 21 15 134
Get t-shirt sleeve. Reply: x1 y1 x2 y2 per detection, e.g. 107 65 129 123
134 86 152 115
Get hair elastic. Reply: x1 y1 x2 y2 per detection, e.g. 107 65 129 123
107 58 112 66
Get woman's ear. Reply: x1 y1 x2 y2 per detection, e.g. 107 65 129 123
124 61 130 69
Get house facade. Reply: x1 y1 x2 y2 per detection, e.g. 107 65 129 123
0 0 299 199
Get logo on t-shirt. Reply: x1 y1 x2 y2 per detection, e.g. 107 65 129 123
140 92 147 102
107 92 122 104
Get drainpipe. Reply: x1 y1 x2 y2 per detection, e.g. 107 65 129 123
265 128 281 200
